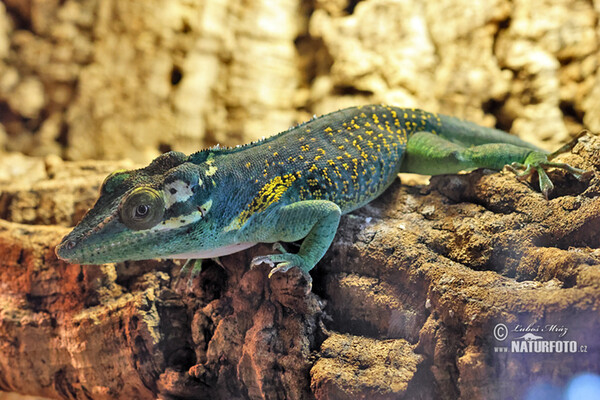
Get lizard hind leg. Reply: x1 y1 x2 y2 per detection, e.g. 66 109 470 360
510 150 592 199
175 258 204 289
175 257 227 290
402 130 591 199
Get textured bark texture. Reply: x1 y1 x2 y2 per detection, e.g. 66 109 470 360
1 0 600 162
0 136 598 399
1 0 600 399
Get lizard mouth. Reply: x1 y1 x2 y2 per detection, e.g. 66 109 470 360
55 206 122 264
55 238 79 262
55 222 165 264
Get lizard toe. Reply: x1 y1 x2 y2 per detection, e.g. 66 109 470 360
250 255 275 269
251 253 313 287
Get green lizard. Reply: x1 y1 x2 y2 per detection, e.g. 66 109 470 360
55 105 589 284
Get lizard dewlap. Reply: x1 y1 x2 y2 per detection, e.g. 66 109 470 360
56 105 588 283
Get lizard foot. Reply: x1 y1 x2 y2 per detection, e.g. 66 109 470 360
250 249 313 290
174 259 203 290
506 151 592 199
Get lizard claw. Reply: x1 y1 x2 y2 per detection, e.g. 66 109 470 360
250 252 313 290
250 255 275 269
268 261 313 294
536 167 554 200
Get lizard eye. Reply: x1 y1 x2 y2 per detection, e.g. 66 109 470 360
120 187 165 230
135 204 149 217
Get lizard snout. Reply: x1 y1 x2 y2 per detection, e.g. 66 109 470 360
55 236 78 262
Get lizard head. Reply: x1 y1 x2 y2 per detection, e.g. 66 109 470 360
56 151 217 264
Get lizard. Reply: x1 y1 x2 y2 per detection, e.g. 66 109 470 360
55 104 590 285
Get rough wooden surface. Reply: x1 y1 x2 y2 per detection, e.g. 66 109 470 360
2 0 600 399
1 0 600 161
0 136 599 399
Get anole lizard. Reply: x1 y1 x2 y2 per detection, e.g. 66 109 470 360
56 105 590 284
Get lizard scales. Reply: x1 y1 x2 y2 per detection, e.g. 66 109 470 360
56 105 587 282
190 104 534 217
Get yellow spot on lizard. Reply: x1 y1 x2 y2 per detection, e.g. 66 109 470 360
225 174 296 231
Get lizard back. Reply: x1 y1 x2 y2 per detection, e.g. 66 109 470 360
193 104 445 216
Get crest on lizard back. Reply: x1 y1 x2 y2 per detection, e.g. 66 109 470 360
56 151 217 264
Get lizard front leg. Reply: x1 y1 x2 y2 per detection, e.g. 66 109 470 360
248 200 342 285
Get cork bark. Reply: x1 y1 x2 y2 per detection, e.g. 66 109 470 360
0 136 598 399
2 0 600 399
2 0 600 161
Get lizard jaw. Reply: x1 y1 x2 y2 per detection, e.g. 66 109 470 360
167 242 257 259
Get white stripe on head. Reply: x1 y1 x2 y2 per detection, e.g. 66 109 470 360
164 180 194 209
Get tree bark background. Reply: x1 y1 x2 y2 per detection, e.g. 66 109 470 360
2 0 600 161
1 0 600 399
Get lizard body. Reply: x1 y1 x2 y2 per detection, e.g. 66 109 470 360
56 105 588 281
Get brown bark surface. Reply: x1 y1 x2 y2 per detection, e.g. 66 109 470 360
0 136 599 399
2 0 600 399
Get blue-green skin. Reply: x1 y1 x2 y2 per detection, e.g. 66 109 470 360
55 105 584 279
